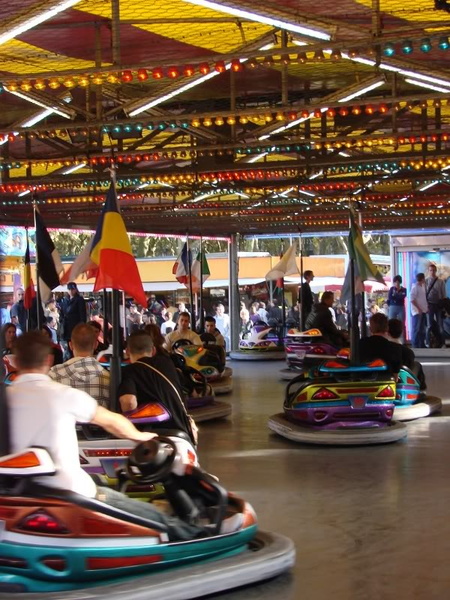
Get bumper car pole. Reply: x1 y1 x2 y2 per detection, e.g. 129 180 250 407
349 257 360 365
109 289 122 413
229 233 240 353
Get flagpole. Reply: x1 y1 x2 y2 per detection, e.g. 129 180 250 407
33 205 43 330
102 290 109 344
350 257 359 364
349 205 360 364
357 211 368 339
186 234 196 332
108 170 121 413
298 230 304 330
25 227 31 332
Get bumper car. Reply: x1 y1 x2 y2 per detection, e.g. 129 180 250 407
175 336 233 395
230 324 285 361
269 359 407 445
171 343 231 421
77 402 177 495
0 438 295 598
280 328 340 380
393 367 442 421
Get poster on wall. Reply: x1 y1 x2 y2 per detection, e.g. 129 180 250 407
0 226 36 257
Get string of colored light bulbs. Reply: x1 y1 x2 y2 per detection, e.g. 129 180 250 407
1 97 447 140
1 158 450 194
1 33 449 93
1 130 450 171
2 179 449 207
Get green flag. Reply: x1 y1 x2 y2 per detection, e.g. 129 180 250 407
348 210 385 284
191 250 210 293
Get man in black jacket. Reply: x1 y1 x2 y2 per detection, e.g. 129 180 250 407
305 291 348 348
300 270 314 328
62 282 86 344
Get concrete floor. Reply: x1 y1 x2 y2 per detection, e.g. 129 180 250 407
196 358 450 600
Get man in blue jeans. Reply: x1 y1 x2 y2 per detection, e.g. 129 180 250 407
410 273 428 348
425 264 446 347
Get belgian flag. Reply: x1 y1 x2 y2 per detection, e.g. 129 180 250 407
90 183 146 306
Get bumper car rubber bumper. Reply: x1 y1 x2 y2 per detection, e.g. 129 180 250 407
189 400 232 422
210 380 233 394
268 413 407 445
0 530 295 600
230 350 285 361
393 395 442 421
279 368 303 380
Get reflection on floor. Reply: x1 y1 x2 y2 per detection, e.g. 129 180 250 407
197 359 450 600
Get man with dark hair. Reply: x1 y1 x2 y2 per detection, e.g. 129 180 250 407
300 270 314 327
203 315 225 347
62 282 86 344
49 323 110 407
359 313 402 376
387 275 407 324
10 287 43 333
305 291 348 348
387 318 415 369
7 331 205 541
388 318 426 389
119 331 195 443
165 311 202 352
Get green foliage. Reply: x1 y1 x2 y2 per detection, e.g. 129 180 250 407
52 231 228 259
51 231 92 259
240 235 389 257
52 230 389 260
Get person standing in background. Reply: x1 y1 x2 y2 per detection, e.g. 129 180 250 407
387 275 407 334
410 272 428 349
61 282 86 357
425 264 446 347
300 270 314 328
10 288 26 334
214 303 230 350
10 287 43 333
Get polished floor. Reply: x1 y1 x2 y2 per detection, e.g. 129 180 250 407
196 357 450 600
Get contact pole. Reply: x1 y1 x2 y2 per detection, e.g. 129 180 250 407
199 237 204 332
186 234 196 332
299 231 304 330
33 205 43 330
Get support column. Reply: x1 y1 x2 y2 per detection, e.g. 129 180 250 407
109 289 122 413
111 0 121 65
228 234 240 352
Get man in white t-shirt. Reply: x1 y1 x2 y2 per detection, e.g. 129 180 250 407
214 304 230 350
165 312 202 352
410 272 428 348
6 331 206 541
161 310 176 335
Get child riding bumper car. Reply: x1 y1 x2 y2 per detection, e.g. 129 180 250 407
231 324 285 361
0 436 295 598
269 359 407 445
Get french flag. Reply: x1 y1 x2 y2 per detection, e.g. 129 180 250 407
172 242 191 285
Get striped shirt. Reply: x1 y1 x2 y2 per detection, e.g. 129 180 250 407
49 356 110 408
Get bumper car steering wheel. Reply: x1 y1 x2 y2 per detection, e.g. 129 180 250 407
126 437 177 484
172 339 194 351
